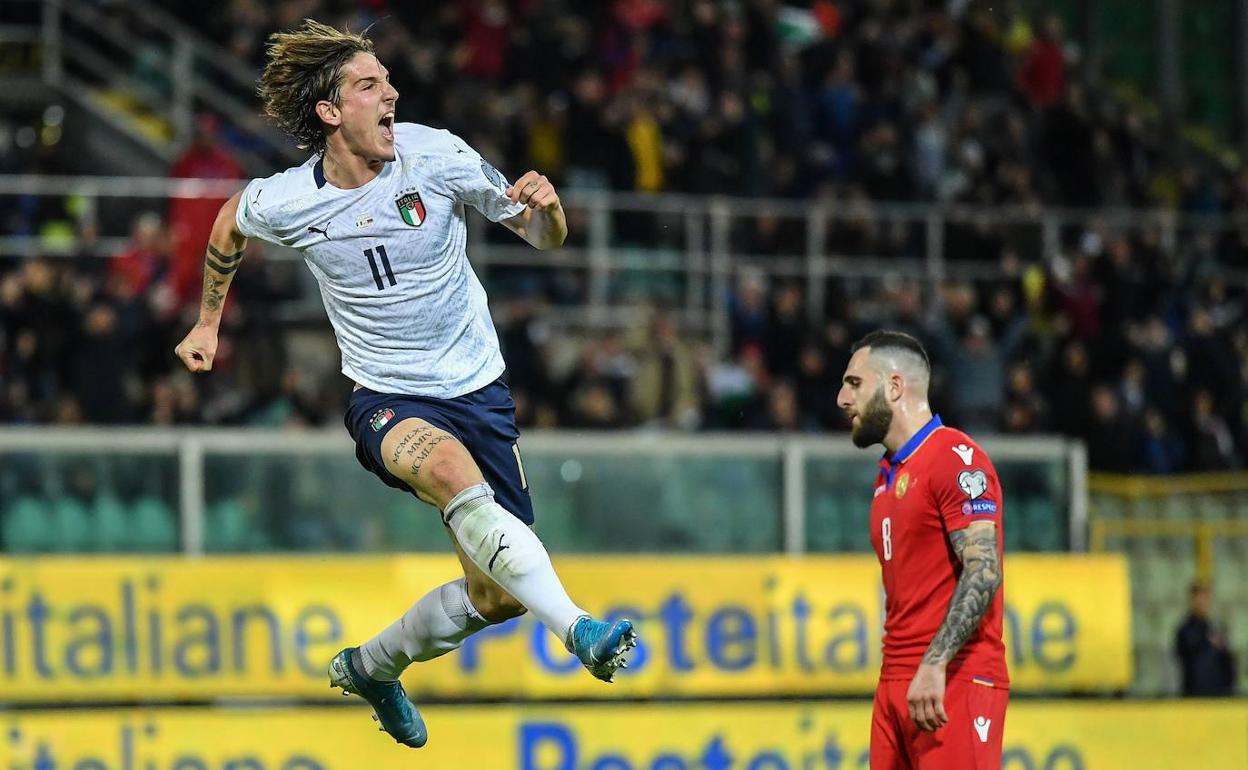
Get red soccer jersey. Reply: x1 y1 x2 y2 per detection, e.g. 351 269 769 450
868 415 1009 686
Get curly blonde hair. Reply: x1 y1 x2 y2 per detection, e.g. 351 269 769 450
258 19 375 153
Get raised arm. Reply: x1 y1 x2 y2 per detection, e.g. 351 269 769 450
174 191 248 372
501 170 567 250
907 519 1002 731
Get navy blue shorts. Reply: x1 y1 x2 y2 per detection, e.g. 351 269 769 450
344 378 534 525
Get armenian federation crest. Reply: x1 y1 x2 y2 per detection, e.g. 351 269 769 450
895 471 911 499
395 188 426 227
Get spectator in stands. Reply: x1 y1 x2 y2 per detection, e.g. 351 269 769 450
110 212 169 297
631 312 700 429
1187 390 1237 471
1001 362 1048 433
1016 15 1066 110
168 114 244 307
74 302 130 424
1084 385 1137 472
1175 581 1238 696
7 0 1248 453
948 315 1004 432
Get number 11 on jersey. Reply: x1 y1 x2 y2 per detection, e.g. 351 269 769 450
363 245 397 290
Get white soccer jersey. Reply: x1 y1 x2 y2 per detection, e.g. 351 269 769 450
234 122 525 398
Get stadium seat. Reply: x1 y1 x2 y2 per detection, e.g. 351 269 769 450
130 497 178 552
205 499 251 553
806 496 846 552
3 496 53 552
52 497 92 552
385 499 447 552
90 494 132 552
1019 497 1064 551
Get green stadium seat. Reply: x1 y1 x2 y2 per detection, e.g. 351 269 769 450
841 510 873 553
1002 515 1024 553
1020 497 1063 551
531 492 576 550
130 497 178 552
3 496 52 552
205 499 250 552
90 495 132 552
52 497 91 552
386 498 447 552
807 496 846 552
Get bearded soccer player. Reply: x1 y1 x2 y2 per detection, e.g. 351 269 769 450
837 330 1008 769
173 20 636 749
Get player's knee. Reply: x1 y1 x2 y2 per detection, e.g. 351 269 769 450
422 455 478 503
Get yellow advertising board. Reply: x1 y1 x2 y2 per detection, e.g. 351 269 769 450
4 701 1245 770
0 554 1129 701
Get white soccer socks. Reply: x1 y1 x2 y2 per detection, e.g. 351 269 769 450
356 577 490 681
442 483 587 645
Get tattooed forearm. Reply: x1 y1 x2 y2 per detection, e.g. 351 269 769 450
206 245 242 275
202 272 227 313
922 521 1001 666
200 244 242 318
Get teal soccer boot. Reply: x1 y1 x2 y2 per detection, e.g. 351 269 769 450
328 647 427 748
567 616 638 683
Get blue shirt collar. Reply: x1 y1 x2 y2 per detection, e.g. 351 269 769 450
879 414 943 484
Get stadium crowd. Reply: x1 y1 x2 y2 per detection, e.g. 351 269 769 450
0 0 1245 474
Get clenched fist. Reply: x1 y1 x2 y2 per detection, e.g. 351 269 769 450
506 171 560 211
174 324 219 372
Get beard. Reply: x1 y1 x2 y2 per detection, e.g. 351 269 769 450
851 386 894 448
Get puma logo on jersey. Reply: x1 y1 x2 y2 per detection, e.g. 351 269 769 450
952 444 974 465
307 223 331 239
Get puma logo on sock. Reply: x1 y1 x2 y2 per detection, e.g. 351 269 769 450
488 534 511 571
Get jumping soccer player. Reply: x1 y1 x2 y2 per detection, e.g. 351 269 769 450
836 330 1008 769
174 20 636 749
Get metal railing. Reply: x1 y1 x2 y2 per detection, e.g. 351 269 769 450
4 174 1247 354
6 0 298 170
0 428 1086 555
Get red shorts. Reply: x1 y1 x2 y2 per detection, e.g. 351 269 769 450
870 677 1009 770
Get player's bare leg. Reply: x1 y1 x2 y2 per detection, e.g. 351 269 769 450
330 418 636 748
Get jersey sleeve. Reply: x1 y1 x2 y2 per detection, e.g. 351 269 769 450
928 443 1003 533
234 177 275 241
440 135 526 223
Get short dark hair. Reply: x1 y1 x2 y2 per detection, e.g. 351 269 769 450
258 19 376 153
851 329 931 373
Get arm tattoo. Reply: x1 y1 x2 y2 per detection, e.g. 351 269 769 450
203 272 227 313
206 245 242 275
922 522 1002 666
